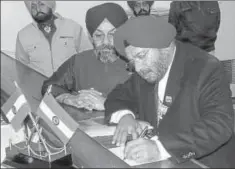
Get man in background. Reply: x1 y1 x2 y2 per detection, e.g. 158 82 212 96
127 0 154 17
168 1 220 55
41 2 130 113
40 2 130 147
16 1 92 77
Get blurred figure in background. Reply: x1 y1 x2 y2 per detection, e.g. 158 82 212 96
127 0 154 17
16 1 92 77
168 1 220 55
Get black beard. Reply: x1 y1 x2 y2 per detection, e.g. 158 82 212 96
95 45 119 63
33 10 53 23
134 9 151 16
139 52 171 84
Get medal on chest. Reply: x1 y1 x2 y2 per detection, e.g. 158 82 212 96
44 25 51 33
157 99 169 127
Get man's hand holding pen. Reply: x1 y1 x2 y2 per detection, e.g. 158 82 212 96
112 114 161 162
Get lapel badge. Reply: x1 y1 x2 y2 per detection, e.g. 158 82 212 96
165 96 172 104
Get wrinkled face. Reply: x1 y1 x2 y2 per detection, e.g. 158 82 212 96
92 19 118 63
31 1 53 23
133 1 151 16
125 44 173 83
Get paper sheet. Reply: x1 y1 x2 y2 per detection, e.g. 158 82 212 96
84 125 116 137
109 146 167 166
109 146 149 166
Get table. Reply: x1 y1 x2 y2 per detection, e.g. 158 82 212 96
1 52 207 168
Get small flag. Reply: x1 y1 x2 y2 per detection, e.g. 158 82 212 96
1 83 30 132
36 93 79 145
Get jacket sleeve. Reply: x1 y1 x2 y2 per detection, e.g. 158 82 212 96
75 26 93 53
41 55 77 97
104 74 139 124
159 60 234 163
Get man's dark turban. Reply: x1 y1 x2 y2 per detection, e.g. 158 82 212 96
127 1 154 10
114 16 176 57
85 3 128 36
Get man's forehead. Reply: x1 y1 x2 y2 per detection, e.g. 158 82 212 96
31 1 43 5
125 45 150 56
95 18 116 32
135 1 149 6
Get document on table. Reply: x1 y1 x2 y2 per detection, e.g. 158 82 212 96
83 124 116 137
109 146 166 166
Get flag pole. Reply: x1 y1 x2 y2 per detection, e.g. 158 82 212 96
27 110 52 161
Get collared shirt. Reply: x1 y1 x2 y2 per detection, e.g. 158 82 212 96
37 15 57 45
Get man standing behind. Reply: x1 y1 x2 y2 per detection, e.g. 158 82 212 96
105 16 235 168
16 1 92 77
127 1 154 17
41 3 130 112
168 1 220 55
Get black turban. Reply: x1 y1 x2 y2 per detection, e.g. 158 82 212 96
114 16 176 57
85 3 128 36
127 1 154 10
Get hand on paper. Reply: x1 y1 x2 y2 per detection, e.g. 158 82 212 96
112 114 143 146
124 138 161 163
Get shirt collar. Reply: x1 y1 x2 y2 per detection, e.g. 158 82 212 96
158 46 176 101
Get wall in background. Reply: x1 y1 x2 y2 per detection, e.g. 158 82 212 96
215 1 235 61
0 1 170 57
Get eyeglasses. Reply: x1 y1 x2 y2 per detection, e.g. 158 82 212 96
93 32 115 43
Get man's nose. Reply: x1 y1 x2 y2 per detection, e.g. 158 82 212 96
103 35 110 45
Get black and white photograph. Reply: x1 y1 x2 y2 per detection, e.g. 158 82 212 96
1 1 235 168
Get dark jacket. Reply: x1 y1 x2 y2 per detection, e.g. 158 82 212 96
168 1 220 52
104 41 235 167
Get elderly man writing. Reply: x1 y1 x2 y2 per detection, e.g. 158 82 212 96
16 1 92 77
41 3 130 112
105 16 235 168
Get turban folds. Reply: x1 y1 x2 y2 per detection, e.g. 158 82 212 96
85 3 128 36
114 16 177 57
24 1 56 13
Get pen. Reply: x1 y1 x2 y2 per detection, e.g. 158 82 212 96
123 126 149 160
139 126 149 138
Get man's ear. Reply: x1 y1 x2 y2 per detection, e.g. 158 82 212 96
87 32 94 45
